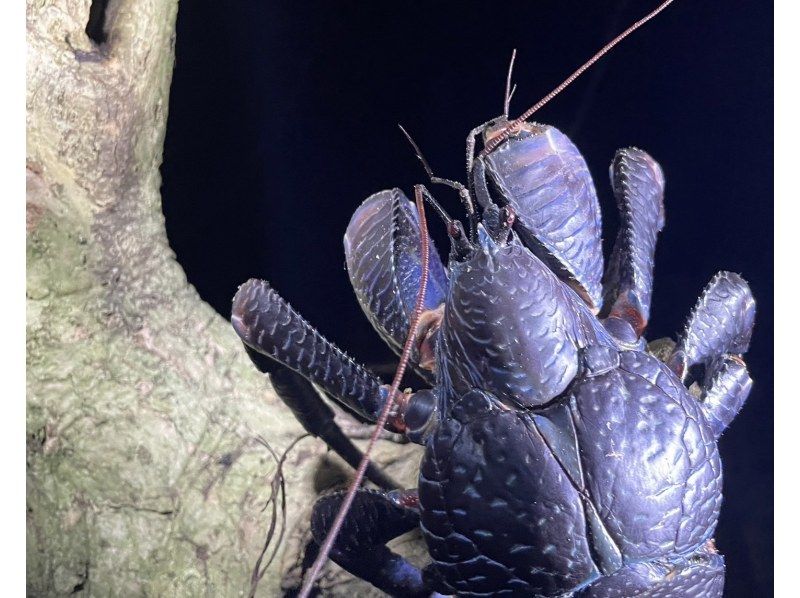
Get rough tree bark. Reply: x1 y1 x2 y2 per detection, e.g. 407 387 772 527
26 1 420 595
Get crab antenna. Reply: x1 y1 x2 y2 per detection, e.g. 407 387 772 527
507 83 517 108
418 184 454 225
398 123 442 185
503 48 517 118
398 123 479 240
299 185 431 598
481 0 675 157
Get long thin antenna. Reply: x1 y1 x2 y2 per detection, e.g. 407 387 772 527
418 185 454 225
503 48 517 118
398 124 436 181
481 0 675 157
298 185 431 598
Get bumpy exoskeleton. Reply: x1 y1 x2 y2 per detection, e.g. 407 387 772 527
231 119 754 597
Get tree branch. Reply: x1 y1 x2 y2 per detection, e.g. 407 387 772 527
26 1 421 594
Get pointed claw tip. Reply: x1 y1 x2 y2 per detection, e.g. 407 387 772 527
613 146 664 181
230 312 249 342
231 278 271 342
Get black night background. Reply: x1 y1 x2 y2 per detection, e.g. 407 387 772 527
161 1 773 595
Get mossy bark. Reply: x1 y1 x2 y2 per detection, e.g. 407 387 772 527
26 1 419 595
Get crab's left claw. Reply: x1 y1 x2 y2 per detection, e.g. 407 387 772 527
472 124 605 310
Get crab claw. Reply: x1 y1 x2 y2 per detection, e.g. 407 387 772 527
344 188 449 380
473 123 605 310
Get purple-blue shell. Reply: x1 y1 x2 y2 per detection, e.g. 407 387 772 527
477 124 605 310
344 188 448 360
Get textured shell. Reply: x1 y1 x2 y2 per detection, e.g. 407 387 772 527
570 351 722 562
419 390 601 596
344 188 448 357
438 227 614 407
419 351 723 596
479 124 604 309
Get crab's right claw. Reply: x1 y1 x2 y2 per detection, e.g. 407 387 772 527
601 148 665 344
344 189 449 380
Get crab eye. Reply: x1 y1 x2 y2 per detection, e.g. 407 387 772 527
480 117 515 147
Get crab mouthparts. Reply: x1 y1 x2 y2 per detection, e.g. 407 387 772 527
414 304 444 372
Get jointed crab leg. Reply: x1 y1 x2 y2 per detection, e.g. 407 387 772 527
310 488 430 598
667 271 756 437
232 278 396 428
242 345 399 490
601 148 665 343
699 354 752 438
668 271 755 379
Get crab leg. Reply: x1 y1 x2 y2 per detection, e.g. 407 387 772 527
579 542 724 597
699 354 753 437
242 345 399 489
232 278 394 427
667 271 755 380
601 148 665 343
310 488 430 598
666 271 756 435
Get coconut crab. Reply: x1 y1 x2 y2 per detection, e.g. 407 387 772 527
230 1 755 595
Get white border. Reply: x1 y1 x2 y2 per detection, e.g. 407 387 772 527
774 1 792 596
8 1 782 595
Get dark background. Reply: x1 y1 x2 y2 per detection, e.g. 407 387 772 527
161 1 772 595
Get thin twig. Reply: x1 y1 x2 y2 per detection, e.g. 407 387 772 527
249 434 312 598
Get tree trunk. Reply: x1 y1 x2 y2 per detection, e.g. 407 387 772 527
26 1 418 595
